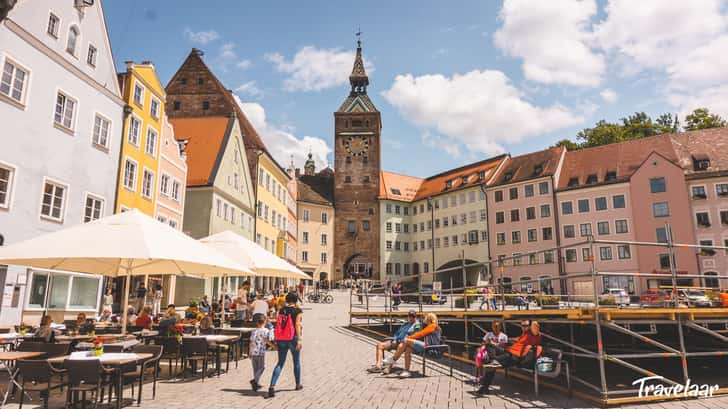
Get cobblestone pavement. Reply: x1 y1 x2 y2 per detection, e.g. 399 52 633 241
4 291 728 409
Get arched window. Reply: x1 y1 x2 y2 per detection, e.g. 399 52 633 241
66 26 79 56
704 271 719 288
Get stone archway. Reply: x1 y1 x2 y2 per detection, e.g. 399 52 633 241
344 254 373 280
435 259 487 289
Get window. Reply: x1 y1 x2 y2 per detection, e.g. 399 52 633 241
385 204 392 214
528 229 537 242
524 184 534 197
83 194 103 222
468 211 476 223
512 254 522 266
169 219 178 229
717 184 728 196
582 248 592 262
526 207 536 220
321 253 327 264
133 83 144 106
656 227 668 243
66 26 79 56
54 92 76 130
460 213 467 224
0 165 13 208
650 177 666 193
173 101 180 110
721 210 728 226
580 223 592 237
605 171 617 182
613 195 625 208
347 221 356 234
480 209 487 221
659 253 675 270
696 212 710 227
597 221 610 235
595 197 607 211
615 219 628 233
495 211 504 224
481 230 488 241
385 222 392 233
321 212 328 224
561 202 573 215
432 239 437 249
469 191 476 203
497 232 506 245
692 186 707 199
86 44 97 67
618 245 631 260
123 159 137 191
302 232 309 244
1 59 28 103
586 174 598 184
40 180 66 221
450 216 456 226
509 187 518 200
544 251 554 264
404 242 410 251
92 114 110 148
171 180 181 202
510 209 519 222
301 209 310 222
301 251 308 262
540 204 551 218
128 116 141 145
47 13 60 38
494 190 503 202
511 231 521 244
539 182 549 195
567 177 579 187
653 202 670 217
145 128 157 156
395 205 401 215
563 225 575 238
27 271 102 311
344 176 351 183
578 199 589 213
150 97 160 119
216 199 222 217
542 227 553 240
141 169 154 199
599 247 612 261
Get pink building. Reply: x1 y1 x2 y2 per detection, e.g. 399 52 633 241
670 129 728 288
486 148 565 294
556 136 697 296
155 115 187 229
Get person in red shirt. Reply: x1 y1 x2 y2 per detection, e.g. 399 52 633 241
477 320 543 395
135 306 153 329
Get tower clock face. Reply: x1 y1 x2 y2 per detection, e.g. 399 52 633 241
344 136 369 156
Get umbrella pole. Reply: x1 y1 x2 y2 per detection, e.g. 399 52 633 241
120 265 132 335
221 274 227 327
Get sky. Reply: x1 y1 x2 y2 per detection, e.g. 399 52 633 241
104 0 728 178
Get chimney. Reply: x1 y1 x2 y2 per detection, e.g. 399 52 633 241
295 168 301 178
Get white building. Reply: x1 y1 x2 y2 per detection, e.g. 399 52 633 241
0 0 124 325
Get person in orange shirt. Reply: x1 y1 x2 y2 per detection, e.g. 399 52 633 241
719 290 728 307
477 320 543 395
382 313 440 378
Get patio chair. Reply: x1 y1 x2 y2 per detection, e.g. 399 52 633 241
154 336 181 378
16 342 47 354
220 330 242 367
15 359 66 409
64 359 113 409
128 344 162 403
181 338 210 381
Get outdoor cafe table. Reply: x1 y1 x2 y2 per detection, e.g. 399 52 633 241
222 327 255 333
75 339 139 351
0 351 45 407
183 335 237 376
48 352 153 409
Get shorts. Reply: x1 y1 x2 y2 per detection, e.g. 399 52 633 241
412 340 425 354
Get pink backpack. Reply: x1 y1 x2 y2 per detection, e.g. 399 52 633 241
274 310 295 341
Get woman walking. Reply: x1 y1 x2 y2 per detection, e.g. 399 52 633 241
268 292 303 397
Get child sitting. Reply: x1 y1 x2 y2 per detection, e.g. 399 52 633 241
475 320 509 381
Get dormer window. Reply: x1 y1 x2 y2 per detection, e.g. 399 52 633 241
391 188 401 195
692 154 710 171
604 171 617 182
567 177 579 187
533 163 544 176
445 180 453 189
461 175 469 184
586 174 597 184
478 170 486 180
503 172 513 182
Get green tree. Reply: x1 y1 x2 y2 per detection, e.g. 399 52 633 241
655 113 680 134
550 138 580 150
576 119 626 148
684 108 727 131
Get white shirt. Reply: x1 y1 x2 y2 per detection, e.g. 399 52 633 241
251 299 269 316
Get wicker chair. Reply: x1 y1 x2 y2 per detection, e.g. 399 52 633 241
181 338 209 381
16 359 65 409
64 359 113 409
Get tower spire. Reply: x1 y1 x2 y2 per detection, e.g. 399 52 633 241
349 30 368 94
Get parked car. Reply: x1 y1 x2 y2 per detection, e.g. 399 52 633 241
402 284 447 304
601 288 630 306
677 289 713 307
639 289 671 307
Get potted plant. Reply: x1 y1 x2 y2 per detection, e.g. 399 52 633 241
92 337 104 356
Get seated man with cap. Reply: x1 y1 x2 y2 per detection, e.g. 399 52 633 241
367 310 422 373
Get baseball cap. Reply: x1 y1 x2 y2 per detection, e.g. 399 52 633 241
407 310 417 317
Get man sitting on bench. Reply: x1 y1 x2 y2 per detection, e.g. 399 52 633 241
477 320 543 395
367 310 421 373
382 313 440 378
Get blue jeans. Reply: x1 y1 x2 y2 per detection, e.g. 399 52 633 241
269 337 301 386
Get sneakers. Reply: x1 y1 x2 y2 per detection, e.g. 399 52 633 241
398 371 412 378
295 384 303 391
266 387 275 398
483 360 502 369
366 366 382 373
382 357 394 365
382 357 395 374
476 386 490 395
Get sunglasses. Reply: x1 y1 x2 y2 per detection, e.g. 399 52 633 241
521 323 530 327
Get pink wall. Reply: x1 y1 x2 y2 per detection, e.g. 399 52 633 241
156 115 187 229
487 176 560 293
630 152 697 289
686 176 728 283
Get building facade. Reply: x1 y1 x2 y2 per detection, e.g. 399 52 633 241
154 114 187 230
0 0 123 324
333 41 382 283
296 161 335 285
115 62 164 215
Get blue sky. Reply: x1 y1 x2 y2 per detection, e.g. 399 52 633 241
104 0 728 178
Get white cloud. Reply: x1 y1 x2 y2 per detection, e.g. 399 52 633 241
265 46 373 92
235 81 262 98
600 89 618 103
183 28 220 45
219 42 236 60
234 96 332 171
382 70 583 156
236 60 252 70
494 0 604 87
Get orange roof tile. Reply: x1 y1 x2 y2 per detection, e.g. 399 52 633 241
379 171 423 201
169 116 231 187
413 155 507 201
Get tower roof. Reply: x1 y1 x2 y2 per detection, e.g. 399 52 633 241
349 39 369 89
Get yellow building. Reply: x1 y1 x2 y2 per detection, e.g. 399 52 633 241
115 62 165 214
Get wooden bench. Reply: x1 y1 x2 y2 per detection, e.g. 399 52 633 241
503 348 570 396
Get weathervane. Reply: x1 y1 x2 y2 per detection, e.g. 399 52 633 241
356 27 362 47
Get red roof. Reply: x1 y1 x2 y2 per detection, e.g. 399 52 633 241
169 117 231 187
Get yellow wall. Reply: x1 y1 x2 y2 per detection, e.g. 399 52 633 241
116 64 164 215
255 153 291 257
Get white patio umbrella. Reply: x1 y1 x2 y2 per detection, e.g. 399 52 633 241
200 231 310 280
0 209 254 332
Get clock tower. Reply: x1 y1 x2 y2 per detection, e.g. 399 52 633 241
333 38 382 283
